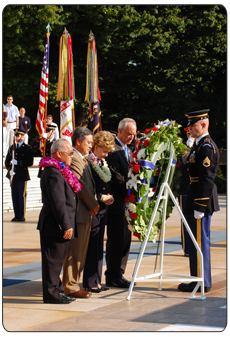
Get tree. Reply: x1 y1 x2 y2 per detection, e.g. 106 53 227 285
3 5 226 148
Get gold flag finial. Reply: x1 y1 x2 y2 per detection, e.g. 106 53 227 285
89 30 94 41
63 27 69 35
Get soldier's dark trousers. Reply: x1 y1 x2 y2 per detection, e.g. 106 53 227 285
11 181 27 219
185 213 212 288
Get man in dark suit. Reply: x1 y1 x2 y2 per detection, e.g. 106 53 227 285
105 118 137 288
178 110 219 293
5 128 33 221
37 139 79 304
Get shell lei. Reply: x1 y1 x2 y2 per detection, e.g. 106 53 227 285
39 156 82 193
85 155 112 183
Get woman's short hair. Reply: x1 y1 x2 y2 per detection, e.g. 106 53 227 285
118 118 136 131
92 131 115 153
71 127 93 146
50 138 69 154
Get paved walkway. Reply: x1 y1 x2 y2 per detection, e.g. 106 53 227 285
2 195 227 332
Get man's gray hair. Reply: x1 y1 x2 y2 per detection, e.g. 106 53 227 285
71 127 93 146
118 118 136 131
50 138 69 155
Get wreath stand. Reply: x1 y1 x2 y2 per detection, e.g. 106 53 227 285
126 143 206 301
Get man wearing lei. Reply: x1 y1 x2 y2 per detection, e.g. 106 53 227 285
83 131 115 292
38 139 82 304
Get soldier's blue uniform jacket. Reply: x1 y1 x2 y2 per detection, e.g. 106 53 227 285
185 135 219 215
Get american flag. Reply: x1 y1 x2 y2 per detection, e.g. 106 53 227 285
36 33 50 154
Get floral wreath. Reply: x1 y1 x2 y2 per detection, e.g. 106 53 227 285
85 152 112 183
125 119 187 242
39 156 82 193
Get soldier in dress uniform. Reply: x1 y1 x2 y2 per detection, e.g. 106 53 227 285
178 109 219 293
5 128 34 221
31 124 56 177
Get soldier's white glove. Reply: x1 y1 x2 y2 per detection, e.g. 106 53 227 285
41 133 47 139
194 210 204 219
11 159 18 165
9 170 15 176
186 136 195 148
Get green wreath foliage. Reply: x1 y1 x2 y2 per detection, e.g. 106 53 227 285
125 119 187 242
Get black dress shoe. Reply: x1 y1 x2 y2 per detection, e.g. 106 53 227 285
106 277 129 288
44 293 73 304
17 217 25 222
178 282 211 293
85 287 102 293
60 292 76 301
121 276 137 286
99 286 109 291
11 217 18 222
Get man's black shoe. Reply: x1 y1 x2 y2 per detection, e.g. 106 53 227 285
106 277 129 288
11 217 18 222
17 217 25 222
121 276 137 286
178 282 211 293
44 293 73 304
60 292 76 301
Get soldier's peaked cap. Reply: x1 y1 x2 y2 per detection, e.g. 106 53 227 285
14 128 25 135
185 109 210 126
46 124 56 132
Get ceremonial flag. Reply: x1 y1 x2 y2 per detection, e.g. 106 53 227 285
36 25 50 155
56 28 75 144
85 31 102 134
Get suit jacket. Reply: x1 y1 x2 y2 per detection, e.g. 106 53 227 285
37 166 78 239
185 135 219 214
106 138 133 215
70 150 98 223
90 161 109 212
5 142 33 181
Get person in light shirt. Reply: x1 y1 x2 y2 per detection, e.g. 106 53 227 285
5 95 20 151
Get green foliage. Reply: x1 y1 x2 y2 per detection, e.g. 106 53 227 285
3 5 226 148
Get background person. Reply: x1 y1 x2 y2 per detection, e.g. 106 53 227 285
3 104 8 157
37 139 81 304
5 95 20 152
105 118 137 288
18 107 31 144
62 127 99 299
46 114 59 140
83 131 115 292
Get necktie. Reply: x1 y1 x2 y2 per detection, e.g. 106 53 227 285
124 145 129 161
17 144 19 149
83 157 88 166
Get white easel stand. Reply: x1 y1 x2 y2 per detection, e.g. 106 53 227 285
126 149 206 301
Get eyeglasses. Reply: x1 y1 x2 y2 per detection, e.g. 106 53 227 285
60 150 74 157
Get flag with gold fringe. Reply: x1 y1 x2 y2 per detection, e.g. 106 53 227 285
85 31 102 134
36 24 50 155
56 28 75 144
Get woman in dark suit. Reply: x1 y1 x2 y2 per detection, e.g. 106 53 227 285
83 131 115 292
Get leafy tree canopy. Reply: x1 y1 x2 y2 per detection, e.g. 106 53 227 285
3 4 226 148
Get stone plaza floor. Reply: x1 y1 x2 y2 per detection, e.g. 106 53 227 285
2 195 227 333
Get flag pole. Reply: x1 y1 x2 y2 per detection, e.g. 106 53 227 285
43 24 51 157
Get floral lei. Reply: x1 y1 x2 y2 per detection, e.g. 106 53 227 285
85 152 112 183
125 119 187 243
39 156 82 193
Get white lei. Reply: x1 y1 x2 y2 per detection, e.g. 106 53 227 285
86 156 112 183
